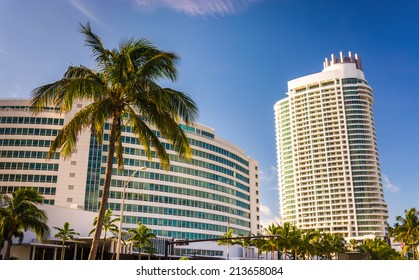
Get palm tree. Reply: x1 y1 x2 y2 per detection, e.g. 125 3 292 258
318 232 345 259
329 233 346 258
0 189 50 259
53 222 80 260
346 239 359 252
126 222 156 259
144 242 156 260
359 238 404 260
235 233 253 260
277 222 300 260
393 208 419 259
297 230 317 260
89 209 119 260
217 228 236 260
30 23 198 260
251 233 267 260
264 223 280 260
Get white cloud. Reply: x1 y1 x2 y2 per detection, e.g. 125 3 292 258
259 204 272 217
133 0 260 17
382 174 400 193
68 0 103 25
259 204 281 229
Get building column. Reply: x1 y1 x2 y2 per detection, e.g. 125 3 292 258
31 246 36 260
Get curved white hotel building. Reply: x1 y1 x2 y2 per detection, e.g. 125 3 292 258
0 99 260 258
274 52 388 238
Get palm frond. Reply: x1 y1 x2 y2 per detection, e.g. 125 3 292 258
159 88 198 123
154 111 192 160
31 66 105 113
135 50 179 81
79 22 113 67
125 106 170 170
48 102 109 159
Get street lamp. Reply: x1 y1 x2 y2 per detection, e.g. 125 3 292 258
116 166 146 260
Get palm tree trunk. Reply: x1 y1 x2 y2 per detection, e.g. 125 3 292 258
101 231 107 260
62 241 65 260
88 116 119 260
5 236 12 260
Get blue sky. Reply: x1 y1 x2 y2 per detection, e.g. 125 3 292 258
0 0 418 227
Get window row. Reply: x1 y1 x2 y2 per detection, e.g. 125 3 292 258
174 248 222 257
0 127 60 136
153 230 219 240
0 139 52 148
0 150 60 159
0 162 59 171
0 174 57 183
0 117 64 126
0 105 59 112
0 186 56 195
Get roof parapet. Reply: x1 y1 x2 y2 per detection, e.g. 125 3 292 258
323 51 363 70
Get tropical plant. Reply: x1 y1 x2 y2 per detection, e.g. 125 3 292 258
30 23 198 260
235 233 253 260
319 232 346 260
277 222 300 260
217 228 236 260
296 229 317 260
89 208 119 260
53 221 80 260
393 208 419 259
251 232 267 260
144 242 156 260
346 239 359 253
126 222 156 259
0 189 50 259
359 238 404 260
264 223 280 260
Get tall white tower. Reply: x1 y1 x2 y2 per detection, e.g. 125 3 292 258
274 52 388 238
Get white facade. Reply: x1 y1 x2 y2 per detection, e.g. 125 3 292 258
274 52 388 238
0 99 260 259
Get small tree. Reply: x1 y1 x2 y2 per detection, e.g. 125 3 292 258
126 222 156 259
53 222 80 260
264 223 280 260
347 239 359 252
251 233 267 260
0 189 50 259
217 229 236 260
359 238 404 260
89 209 119 260
393 208 419 259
